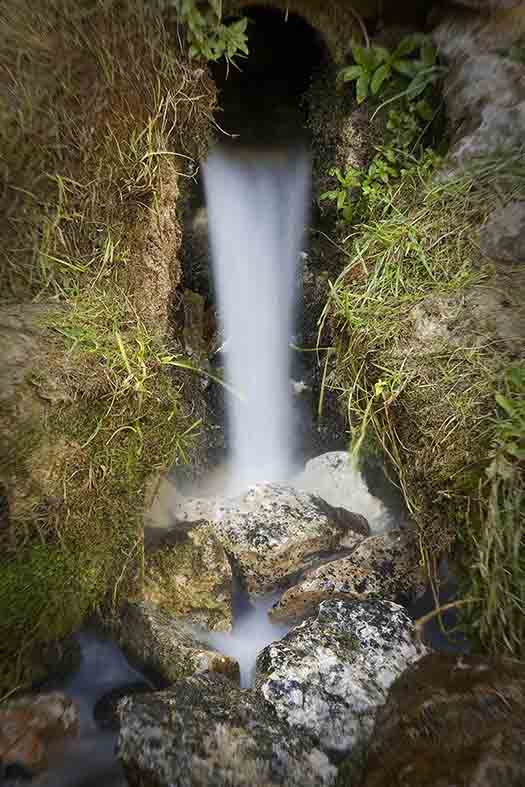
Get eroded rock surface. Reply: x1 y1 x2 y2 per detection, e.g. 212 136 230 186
118 602 239 685
434 10 525 165
214 484 369 594
143 522 233 632
270 531 421 624
117 671 337 787
362 653 525 787
256 599 427 767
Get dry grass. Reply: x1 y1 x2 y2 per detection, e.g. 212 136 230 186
0 0 215 301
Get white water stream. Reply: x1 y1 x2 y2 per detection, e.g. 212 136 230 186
203 146 310 493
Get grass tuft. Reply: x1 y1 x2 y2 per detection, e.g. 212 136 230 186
321 150 525 657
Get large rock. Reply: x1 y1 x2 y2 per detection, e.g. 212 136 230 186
117 671 337 787
118 602 239 685
480 200 525 264
294 451 390 532
143 522 233 632
362 653 525 787
434 12 525 166
173 483 370 595
0 692 79 773
270 531 422 624
256 600 427 767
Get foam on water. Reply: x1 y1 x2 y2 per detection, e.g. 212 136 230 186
203 145 310 494
205 594 291 687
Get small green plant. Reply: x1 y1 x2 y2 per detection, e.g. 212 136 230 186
320 104 441 223
339 35 439 104
174 0 248 65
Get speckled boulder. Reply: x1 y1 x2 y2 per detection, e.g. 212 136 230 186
270 531 422 624
256 600 427 769
362 653 525 787
118 602 239 685
143 522 233 632
117 672 337 787
210 483 370 595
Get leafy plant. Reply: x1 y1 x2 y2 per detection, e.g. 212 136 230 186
174 0 249 65
320 103 441 223
339 35 440 104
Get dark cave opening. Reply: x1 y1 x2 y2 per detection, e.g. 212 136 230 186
210 5 331 146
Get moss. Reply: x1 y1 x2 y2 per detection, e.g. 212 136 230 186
143 524 233 631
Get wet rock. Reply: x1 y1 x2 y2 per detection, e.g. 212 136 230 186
434 13 525 166
270 531 422 624
0 692 79 773
118 602 240 685
93 681 151 732
143 522 233 632
210 483 370 595
169 483 370 595
362 653 525 787
117 671 337 787
480 200 525 264
295 451 390 532
256 599 427 769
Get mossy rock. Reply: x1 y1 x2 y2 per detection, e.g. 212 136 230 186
143 522 233 633
361 653 525 787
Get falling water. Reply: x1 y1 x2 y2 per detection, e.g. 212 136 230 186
204 145 310 493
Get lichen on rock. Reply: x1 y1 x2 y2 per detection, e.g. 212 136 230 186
118 601 240 686
117 671 337 787
270 530 422 624
171 483 370 595
256 598 428 769
143 522 233 632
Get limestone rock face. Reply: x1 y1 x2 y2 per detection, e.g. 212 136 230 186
362 653 525 787
256 599 428 765
480 200 525 264
117 672 337 787
143 522 233 632
0 692 79 773
118 602 240 685
270 531 421 624
434 12 525 166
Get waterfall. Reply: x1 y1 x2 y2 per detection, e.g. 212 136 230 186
203 145 310 493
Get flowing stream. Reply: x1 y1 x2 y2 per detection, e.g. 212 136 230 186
203 145 310 493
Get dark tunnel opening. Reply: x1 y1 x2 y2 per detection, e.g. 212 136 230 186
210 6 330 147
